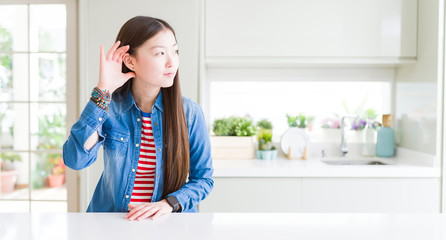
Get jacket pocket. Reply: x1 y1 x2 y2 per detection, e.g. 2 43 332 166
103 128 130 161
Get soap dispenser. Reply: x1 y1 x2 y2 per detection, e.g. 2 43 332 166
376 114 394 157
361 118 376 157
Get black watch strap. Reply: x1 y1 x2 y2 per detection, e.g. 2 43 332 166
165 195 180 212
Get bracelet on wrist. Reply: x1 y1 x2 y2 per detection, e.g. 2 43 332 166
91 87 111 111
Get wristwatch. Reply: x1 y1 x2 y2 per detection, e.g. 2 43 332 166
165 195 180 212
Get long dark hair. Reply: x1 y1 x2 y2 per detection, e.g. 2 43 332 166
114 16 189 198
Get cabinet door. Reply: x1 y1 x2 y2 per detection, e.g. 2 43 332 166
302 178 440 212
205 0 417 58
199 178 302 212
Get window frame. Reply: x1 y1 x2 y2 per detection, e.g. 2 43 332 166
0 0 78 212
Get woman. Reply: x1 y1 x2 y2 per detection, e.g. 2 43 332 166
63 16 214 221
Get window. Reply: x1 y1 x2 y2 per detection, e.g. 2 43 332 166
0 3 72 212
209 78 392 143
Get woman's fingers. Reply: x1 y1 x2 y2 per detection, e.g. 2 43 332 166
113 45 129 62
116 51 124 63
100 44 105 63
136 207 159 221
116 50 126 64
106 41 121 60
126 203 148 219
149 208 165 220
128 205 156 221
125 202 170 221
128 203 136 210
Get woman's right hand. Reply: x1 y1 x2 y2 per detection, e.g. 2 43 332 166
97 41 136 94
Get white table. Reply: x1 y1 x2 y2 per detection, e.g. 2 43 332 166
1 212 445 240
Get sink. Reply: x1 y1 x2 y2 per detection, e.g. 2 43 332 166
321 159 390 165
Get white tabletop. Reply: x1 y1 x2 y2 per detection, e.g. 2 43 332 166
1 212 445 240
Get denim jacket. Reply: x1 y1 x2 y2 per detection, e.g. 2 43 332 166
63 91 214 212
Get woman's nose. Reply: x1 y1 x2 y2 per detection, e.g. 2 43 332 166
165 52 178 68
165 55 172 68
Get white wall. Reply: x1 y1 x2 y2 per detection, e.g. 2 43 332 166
394 0 440 155
78 0 201 211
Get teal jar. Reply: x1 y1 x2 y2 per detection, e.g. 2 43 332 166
376 114 394 157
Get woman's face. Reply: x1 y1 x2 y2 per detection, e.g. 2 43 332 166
129 29 179 88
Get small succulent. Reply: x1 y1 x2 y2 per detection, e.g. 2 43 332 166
257 129 276 151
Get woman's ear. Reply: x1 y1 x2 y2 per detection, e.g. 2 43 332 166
123 53 135 70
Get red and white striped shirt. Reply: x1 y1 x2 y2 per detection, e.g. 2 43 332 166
130 112 156 205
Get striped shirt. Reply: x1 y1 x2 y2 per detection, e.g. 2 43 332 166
130 111 156 205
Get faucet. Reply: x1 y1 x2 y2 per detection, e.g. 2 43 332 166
340 115 358 157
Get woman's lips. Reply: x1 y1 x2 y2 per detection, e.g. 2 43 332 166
164 73 174 77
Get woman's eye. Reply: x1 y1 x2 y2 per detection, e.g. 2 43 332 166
157 52 165 56
175 49 179 55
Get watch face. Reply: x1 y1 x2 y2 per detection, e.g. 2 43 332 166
167 196 179 212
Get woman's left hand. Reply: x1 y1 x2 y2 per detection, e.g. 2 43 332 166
125 200 174 221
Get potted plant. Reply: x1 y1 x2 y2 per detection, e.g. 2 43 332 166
0 152 21 193
255 119 277 160
320 117 341 129
286 113 307 128
320 115 341 142
46 154 65 188
36 112 66 188
211 116 257 159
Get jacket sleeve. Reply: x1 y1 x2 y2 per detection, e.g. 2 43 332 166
63 100 109 170
168 103 214 212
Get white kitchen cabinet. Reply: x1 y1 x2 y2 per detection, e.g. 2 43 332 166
205 0 417 59
302 178 441 212
199 177 440 213
199 177 302 212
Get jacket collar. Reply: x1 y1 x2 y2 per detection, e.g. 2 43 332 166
122 89 164 113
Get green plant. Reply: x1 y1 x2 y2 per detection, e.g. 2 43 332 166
233 118 257 136
0 24 13 89
212 116 257 136
37 111 65 150
212 118 234 136
350 108 379 131
0 152 21 163
256 119 273 130
257 129 276 151
0 152 22 171
286 113 310 128
35 112 66 187
341 97 367 116
256 119 275 151
363 108 378 120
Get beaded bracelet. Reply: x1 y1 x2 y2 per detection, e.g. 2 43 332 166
90 87 111 111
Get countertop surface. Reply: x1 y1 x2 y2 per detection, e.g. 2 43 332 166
213 148 440 178
213 157 441 178
1 212 446 240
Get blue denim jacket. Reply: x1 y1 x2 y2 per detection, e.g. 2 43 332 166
63 91 214 212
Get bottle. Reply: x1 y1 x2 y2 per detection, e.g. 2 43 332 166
361 118 376 157
376 114 394 157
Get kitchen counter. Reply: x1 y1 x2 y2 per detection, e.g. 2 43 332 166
213 158 440 178
1 212 445 240
213 148 440 178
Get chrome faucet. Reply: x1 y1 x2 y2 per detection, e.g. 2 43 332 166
340 115 358 157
